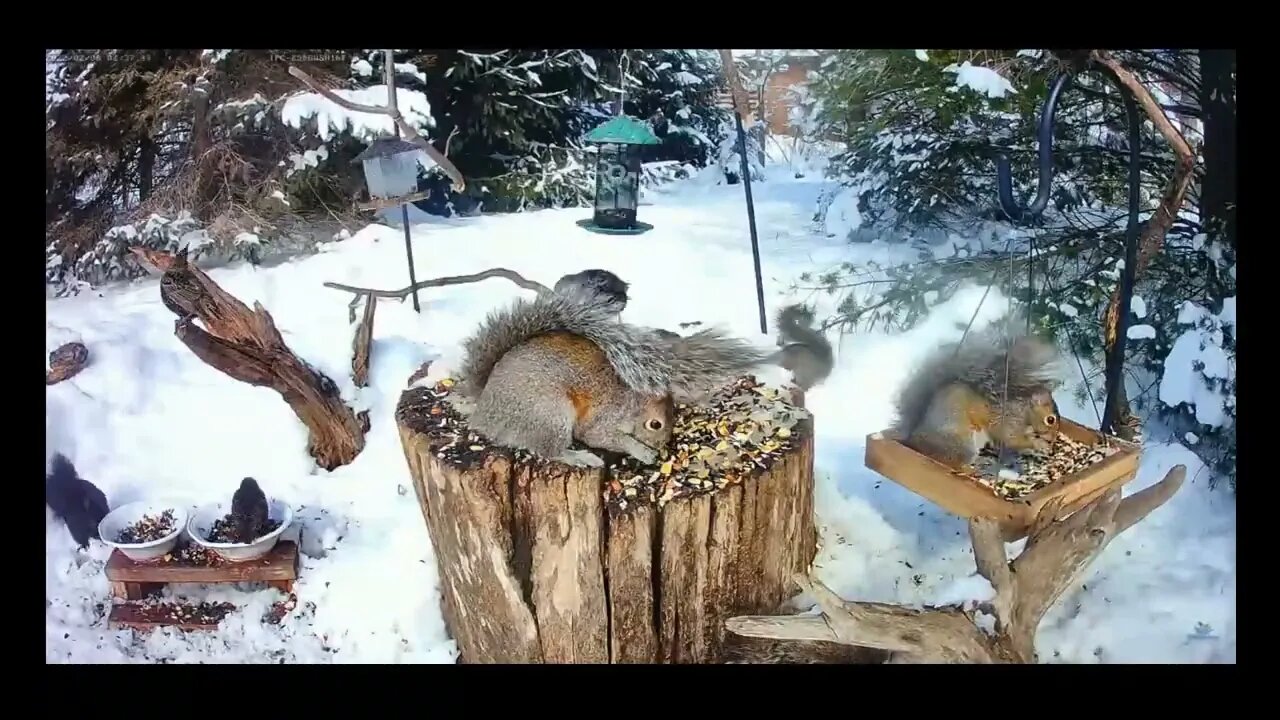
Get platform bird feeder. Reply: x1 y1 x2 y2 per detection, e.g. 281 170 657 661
577 115 661 235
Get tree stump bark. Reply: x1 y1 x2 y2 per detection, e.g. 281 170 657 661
395 381 818 664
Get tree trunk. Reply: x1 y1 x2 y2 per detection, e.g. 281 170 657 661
396 385 819 664
1199 49 1236 249
138 136 156 202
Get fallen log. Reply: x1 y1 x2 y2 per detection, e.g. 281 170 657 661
145 248 365 470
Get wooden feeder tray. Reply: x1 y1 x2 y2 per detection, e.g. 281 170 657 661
864 417 1140 540
105 538 300 632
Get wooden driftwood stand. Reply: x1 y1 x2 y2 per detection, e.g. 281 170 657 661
865 417 1141 540
395 385 818 664
727 463 1185 663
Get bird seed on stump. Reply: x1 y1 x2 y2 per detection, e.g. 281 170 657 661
395 376 818 663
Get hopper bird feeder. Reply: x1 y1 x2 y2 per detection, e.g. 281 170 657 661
355 136 423 201
863 60 1148 541
577 115 661 235
354 136 428 311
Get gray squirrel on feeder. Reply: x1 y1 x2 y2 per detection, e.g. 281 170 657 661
892 320 1065 471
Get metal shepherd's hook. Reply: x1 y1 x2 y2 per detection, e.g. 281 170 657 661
995 62 1142 436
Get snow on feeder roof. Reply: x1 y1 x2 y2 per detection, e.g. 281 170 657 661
583 115 661 146
353 136 423 163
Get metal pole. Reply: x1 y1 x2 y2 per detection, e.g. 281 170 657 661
995 65 1143 436
384 49 421 312
734 110 768 335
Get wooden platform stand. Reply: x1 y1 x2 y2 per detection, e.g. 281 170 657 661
396 386 821 664
105 540 300 632
725 418 1185 663
865 417 1141 541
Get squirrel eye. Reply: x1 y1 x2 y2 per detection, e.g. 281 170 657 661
646 419 664 431
1044 415 1057 426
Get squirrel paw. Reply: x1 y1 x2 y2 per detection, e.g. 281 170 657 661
553 449 606 468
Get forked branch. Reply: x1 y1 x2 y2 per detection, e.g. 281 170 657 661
324 267 552 303
726 465 1187 663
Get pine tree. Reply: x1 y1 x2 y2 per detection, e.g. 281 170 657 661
804 49 1234 489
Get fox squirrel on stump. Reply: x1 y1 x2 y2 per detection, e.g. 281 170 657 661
454 286 834 467
892 326 1064 470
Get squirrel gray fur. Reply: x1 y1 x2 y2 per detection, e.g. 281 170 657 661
553 269 629 314
456 286 834 466
892 323 1064 469
46 453 110 548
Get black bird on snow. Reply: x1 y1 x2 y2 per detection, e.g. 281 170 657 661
45 453 110 548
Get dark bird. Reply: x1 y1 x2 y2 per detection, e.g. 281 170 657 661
230 477 269 543
45 453 109 548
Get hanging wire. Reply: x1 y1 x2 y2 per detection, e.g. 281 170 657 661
954 233 1017 354
997 232 1017 460
994 60 1143 436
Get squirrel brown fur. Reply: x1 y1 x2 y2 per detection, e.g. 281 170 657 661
892 326 1064 469
456 286 834 467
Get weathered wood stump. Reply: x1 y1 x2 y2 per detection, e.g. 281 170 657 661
395 378 818 663
132 247 366 470
46 341 90 385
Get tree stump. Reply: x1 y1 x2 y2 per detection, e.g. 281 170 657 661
395 377 818 663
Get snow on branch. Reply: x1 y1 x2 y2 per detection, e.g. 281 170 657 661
286 66 465 192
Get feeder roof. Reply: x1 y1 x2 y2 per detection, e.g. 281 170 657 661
584 115 661 146
354 136 422 163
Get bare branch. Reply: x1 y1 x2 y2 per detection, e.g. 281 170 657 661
967 518 1014 629
444 126 460 158
724 615 839 644
286 66 390 114
357 189 431 212
287 65 466 193
1114 464 1185 534
352 293 376 388
727 465 1187 663
324 267 551 301
790 574 1000 661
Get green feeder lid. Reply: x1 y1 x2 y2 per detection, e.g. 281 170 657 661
584 115 662 145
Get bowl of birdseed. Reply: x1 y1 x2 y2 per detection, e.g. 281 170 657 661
97 501 189 561
186 499 292 563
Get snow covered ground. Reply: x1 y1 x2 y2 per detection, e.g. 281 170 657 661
45 150 1234 664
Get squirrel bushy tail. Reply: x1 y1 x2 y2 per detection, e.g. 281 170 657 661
768 304 835 390
458 288 833 401
893 324 1062 436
